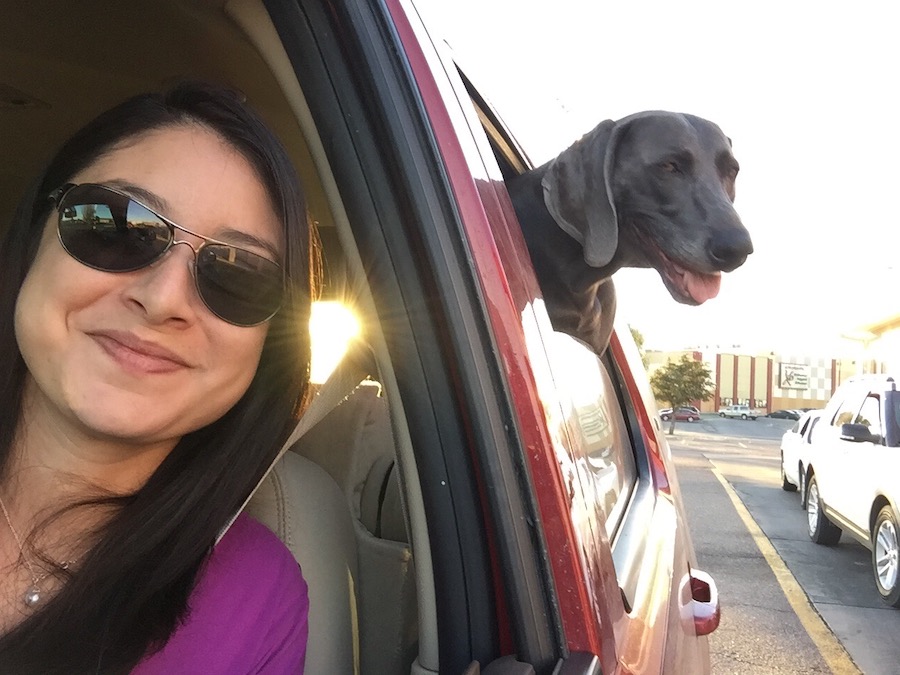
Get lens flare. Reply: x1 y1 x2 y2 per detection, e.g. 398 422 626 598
309 301 361 384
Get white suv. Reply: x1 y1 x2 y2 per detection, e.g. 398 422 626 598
717 404 760 420
803 374 900 607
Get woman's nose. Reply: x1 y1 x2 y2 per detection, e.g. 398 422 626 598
122 243 202 326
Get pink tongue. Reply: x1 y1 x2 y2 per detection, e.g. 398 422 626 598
684 270 722 303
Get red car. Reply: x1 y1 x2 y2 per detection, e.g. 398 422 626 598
660 407 702 422
5 1 718 672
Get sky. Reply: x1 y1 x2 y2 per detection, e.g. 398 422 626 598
416 0 900 357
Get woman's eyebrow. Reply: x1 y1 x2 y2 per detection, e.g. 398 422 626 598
105 179 170 213
217 228 282 260
103 179 281 260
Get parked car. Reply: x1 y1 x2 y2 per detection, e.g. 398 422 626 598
802 375 900 607
780 409 824 497
658 406 701 415
718 404 761 420
4 1 718 672
660 407 701 422
768 409 801 420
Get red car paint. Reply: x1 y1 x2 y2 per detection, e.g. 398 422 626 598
385 0 718 672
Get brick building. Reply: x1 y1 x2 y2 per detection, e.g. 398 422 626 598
646 350 871 414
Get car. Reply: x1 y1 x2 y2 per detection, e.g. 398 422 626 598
658 406 700 416
780 409 824 496
768 409 801 420
4 2 719 672
717 404 762 420
801 375 900 607
660 406 701 422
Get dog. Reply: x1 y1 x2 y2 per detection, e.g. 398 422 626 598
506 111 753 356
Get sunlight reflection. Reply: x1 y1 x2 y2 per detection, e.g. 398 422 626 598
309 301 361 384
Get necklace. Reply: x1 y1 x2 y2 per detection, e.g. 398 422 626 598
0 494 76 607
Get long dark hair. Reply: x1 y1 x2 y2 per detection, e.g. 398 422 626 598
0 82 315 673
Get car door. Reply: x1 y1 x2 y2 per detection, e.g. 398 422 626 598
370 2 715 671
817 388 866 523
781 417 804 484
812 391 855 509
839 392 884 532
264 2 567 670
797 412 823 484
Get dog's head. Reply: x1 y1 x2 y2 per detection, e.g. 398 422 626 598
542 111 753 305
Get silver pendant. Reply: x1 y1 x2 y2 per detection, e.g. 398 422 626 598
24 586 41 607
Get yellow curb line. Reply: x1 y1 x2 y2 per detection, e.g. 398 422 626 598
710 466 861 675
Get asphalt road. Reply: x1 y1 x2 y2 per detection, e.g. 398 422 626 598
668 414 900 675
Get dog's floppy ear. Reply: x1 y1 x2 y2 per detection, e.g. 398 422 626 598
541 119 623 268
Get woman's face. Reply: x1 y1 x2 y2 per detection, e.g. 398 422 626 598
14 125 282 448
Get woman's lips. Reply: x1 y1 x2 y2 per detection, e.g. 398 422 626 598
90 331 190 375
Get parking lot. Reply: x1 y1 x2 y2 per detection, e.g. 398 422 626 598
669 414 900 674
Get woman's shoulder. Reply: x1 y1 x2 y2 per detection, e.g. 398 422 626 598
193 512 308 626
134 513 308 673
214 512 301 574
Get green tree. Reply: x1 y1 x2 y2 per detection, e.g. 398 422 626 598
650 355 715 435
629 325 649 369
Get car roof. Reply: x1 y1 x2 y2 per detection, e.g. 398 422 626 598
798 409 823 423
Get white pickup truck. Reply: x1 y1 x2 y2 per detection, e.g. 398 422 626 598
803 374 900 607
717 404 761 420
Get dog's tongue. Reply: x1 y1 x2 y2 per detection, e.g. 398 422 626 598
684 270 722 303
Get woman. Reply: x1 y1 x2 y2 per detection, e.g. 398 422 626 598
0 82 315 673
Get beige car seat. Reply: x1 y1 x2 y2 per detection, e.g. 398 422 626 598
247 381 417 674
245 452 360 674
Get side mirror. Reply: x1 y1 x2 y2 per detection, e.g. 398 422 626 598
841 423 882 445
885 390 900 448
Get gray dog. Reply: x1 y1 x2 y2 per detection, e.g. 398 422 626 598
506 110 753 356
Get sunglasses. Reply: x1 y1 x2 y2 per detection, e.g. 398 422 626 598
49 183 284 327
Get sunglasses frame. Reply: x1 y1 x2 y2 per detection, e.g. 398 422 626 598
49 182 285 327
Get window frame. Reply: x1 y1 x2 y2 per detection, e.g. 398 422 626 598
264 0 563 668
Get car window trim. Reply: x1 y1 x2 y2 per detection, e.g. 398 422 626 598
264 0 560 668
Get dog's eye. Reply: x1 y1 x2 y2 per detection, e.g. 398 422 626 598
660 161 680 174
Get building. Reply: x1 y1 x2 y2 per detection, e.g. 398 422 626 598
645 308 900 414
647 350 871 414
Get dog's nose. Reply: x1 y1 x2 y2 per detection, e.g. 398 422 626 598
708 230 753 272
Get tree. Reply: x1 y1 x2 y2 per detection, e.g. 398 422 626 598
629 325 649 369
650 355 715 435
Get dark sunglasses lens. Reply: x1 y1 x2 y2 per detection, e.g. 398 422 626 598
195 245 283 326
57 186 170 271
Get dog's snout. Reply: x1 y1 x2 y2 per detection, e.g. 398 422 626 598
708 230 753 272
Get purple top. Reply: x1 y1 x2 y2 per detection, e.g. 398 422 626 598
133 514 308 674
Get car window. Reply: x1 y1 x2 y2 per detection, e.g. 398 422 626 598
805 416 822 443
543 331 638 540
833 396 862 428
856 394 882 437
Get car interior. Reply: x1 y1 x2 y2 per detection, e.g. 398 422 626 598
4 2 662 673
3 1 435 673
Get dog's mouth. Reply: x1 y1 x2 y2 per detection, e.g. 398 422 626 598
656 249 722 306
627 220 729 305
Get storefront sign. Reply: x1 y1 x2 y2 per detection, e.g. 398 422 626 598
780 363 809 390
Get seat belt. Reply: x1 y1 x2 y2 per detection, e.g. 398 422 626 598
216 337 373 544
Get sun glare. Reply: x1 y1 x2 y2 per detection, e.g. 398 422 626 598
309 301 361 384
